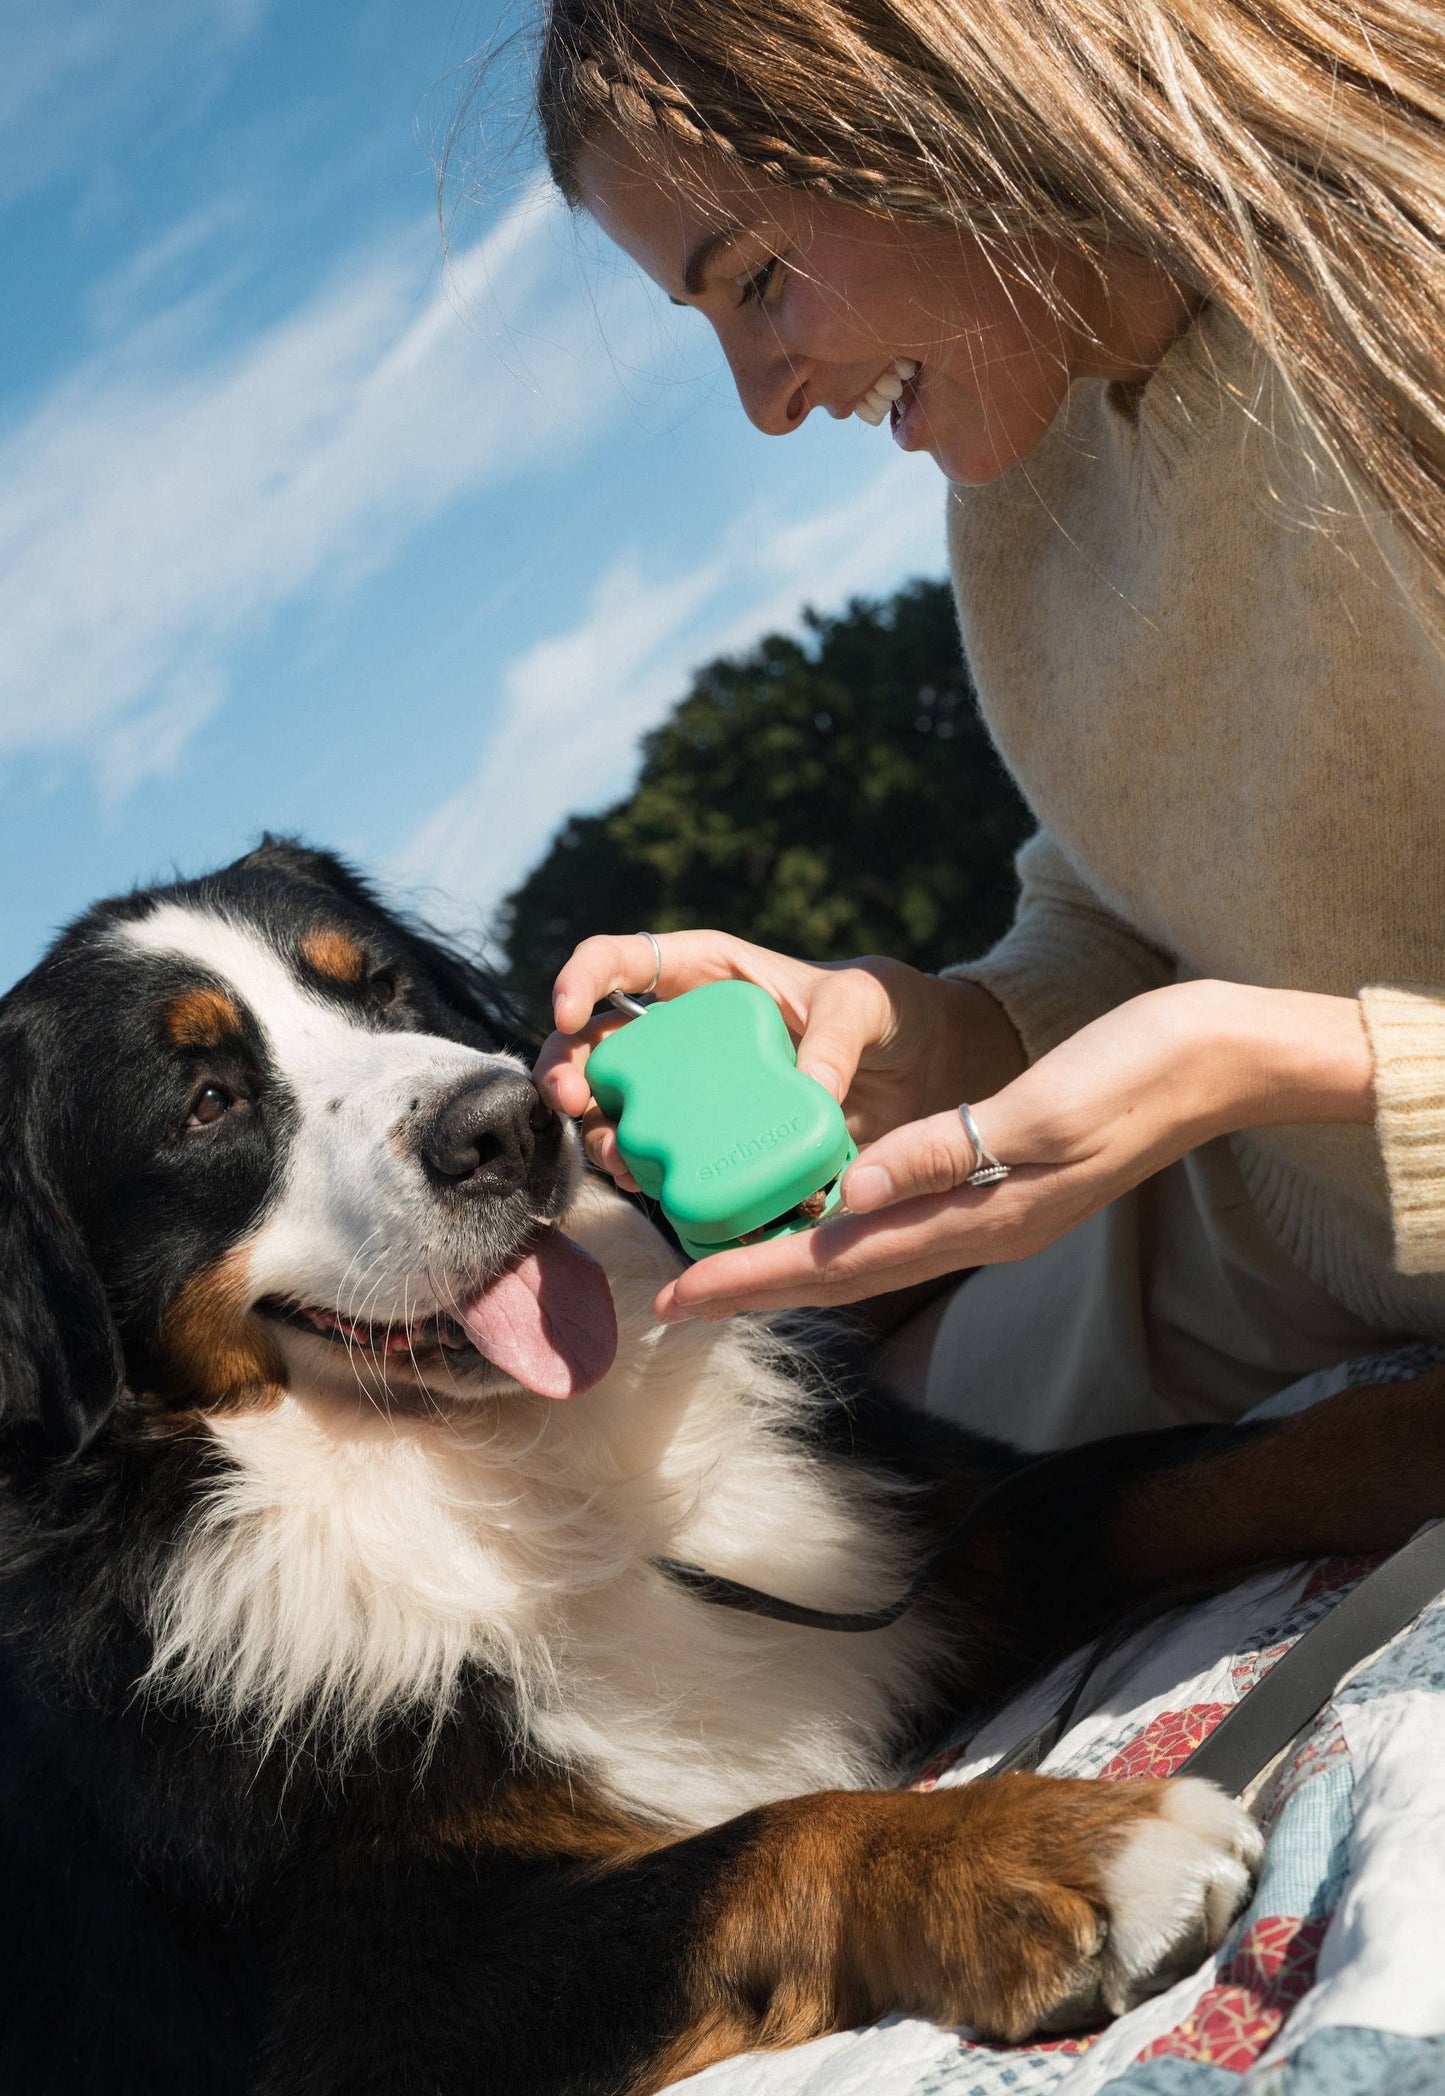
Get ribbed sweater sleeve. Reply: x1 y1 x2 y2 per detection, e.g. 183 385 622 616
942 831 1175 1064
1358 986 1445 1275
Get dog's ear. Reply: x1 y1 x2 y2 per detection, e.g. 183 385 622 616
233 834 381 910
0 1034 124 1462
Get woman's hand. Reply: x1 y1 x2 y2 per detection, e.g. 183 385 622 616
637 979 1375 1321
537 929 1026 1191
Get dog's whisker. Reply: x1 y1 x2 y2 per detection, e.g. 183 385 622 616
344 1264 396 1408
333 1237 393 1402
400 1278 433 1420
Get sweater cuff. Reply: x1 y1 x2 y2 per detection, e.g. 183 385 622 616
1359 984 1445 1275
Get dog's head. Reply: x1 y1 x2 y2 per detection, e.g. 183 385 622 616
0 839 617 1461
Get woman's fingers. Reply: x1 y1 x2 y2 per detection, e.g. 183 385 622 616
842 1101 994 1212
579 1105 638 1190
534 1034 594 1118
535 1009 632 1117
551 932 674 1035
543 931 926 1205
534 1016 640 1186
651 1192 1008 1320
550 928 781 1035
543 927 848 1124
641 987 1242 1323
550 928 843 1039
792 965 893 1103
652 1221 895 1321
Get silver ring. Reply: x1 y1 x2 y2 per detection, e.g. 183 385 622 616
636 930 662 994
607 933 664 1021
958 1102 1010 1187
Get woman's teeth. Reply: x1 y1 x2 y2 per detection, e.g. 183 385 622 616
853 358 920 426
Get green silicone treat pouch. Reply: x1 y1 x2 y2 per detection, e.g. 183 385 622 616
584 981 857 1261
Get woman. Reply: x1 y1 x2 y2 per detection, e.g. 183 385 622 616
525 0 1445 1448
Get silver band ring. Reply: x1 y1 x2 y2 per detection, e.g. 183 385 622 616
958 1102 1010 1188
607 933 664 1021
636 930 663 995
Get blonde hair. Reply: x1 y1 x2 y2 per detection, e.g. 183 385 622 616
529 0 1445 610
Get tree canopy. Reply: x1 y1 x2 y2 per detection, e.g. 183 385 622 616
493 578 1033 1016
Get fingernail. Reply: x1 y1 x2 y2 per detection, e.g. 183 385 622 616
801 1064 842 1100
846 1163 894 1211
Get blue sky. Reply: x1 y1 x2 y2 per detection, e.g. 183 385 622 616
0 0 948 989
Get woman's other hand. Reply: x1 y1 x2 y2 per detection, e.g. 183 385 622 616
637 979 1374 1321
537 930 1025 1191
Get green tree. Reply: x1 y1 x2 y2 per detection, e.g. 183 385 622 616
494 578 1033 1015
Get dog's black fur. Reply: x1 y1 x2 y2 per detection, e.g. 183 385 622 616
0 840 1421 2096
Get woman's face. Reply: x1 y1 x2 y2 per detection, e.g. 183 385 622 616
577 133 1193 483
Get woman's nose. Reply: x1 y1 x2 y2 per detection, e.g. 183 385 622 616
722 338 815 436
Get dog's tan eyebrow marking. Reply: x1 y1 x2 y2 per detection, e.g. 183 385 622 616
300 928 368 987
162 987 243 1052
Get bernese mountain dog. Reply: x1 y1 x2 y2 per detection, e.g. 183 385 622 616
3 837 1440 2096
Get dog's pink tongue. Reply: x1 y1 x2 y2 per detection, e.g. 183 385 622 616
458 1231 617 1399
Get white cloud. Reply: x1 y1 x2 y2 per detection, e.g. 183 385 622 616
0 0 269 208
394 444 946 930
0 184 656 794
96 665 227 807
84 197 250 337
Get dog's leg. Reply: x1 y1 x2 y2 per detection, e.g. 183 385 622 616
1100 1364 1445 1591
257 1771 1258 2094
893 1364 1445 1700
945 1364 1445 1675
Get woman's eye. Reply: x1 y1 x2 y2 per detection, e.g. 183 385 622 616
739 256 781 308
369 970 398 1008
188 1084 233 1128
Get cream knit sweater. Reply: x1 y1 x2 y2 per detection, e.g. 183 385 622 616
946 301 1445 1337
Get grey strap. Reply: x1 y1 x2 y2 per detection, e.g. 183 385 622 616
984 1522 1445 1799
1178 1521 1445 1796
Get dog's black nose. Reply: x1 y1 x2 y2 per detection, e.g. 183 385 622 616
419 1074 556 1195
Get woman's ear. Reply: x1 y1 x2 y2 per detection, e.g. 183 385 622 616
0 1039 124 1461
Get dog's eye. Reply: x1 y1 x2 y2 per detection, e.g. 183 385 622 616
369 970 397 1008
188 1084 233 1128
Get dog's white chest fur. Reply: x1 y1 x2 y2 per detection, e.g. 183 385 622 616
147 1186 933 1827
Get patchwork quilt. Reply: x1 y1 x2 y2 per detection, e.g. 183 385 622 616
680 1343 1445 2096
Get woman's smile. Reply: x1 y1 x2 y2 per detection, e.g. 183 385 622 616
846 357 921 428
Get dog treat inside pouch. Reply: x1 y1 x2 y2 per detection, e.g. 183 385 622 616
586 981 856 1262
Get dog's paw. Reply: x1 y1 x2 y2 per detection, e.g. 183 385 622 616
847 1775 1261 2043
1102 1780 1262 1999
1034 1779 1261 2034
907 1772 1264 2043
